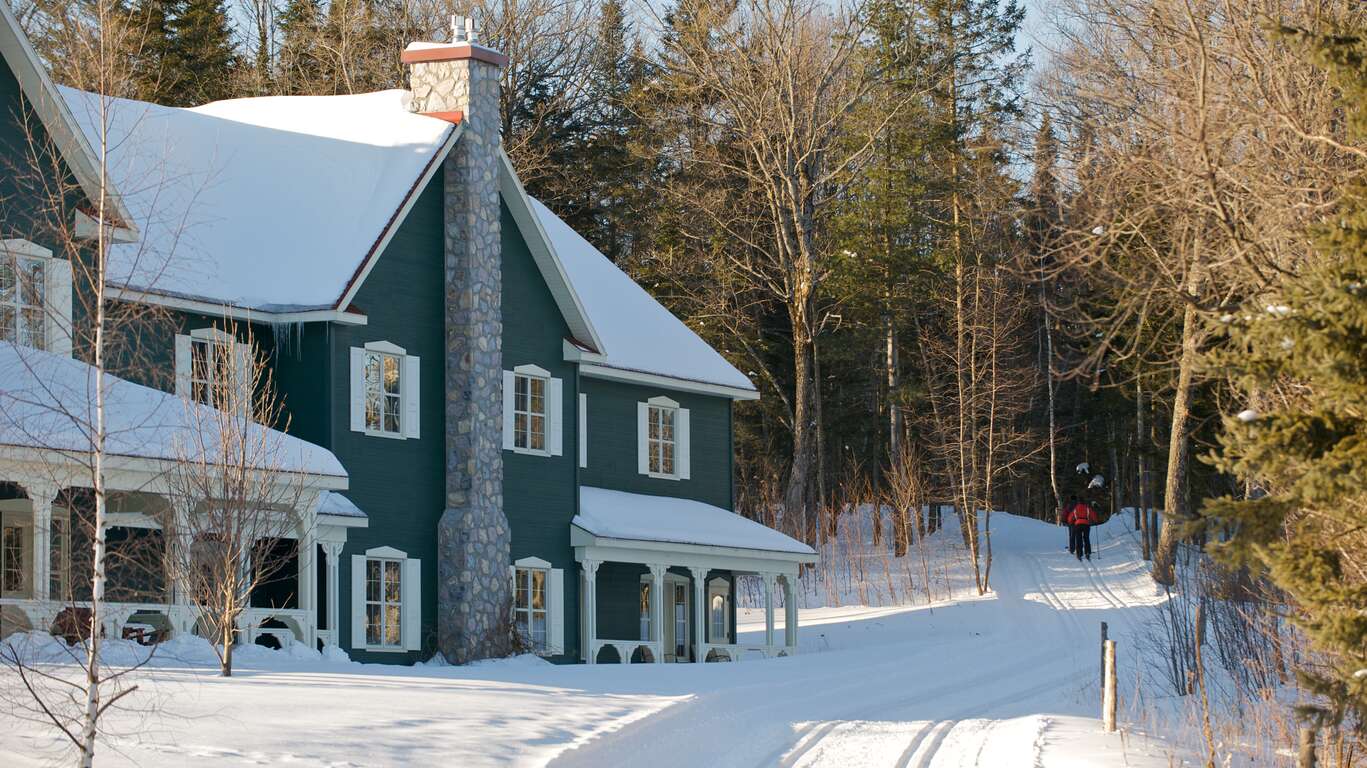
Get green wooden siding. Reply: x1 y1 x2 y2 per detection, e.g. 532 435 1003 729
500 199 580 662
326 177 446 663
578 377 734 510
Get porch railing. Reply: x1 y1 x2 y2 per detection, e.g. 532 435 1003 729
589 638 663 664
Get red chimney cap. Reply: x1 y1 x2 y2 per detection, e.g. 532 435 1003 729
401 43 508 68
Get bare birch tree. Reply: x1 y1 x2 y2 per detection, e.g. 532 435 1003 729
161 323 312 678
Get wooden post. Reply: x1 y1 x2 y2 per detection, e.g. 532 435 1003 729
1102 639 1117 733
1298 727 1317 768
1100 622 1109 693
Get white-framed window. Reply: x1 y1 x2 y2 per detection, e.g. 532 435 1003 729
49 508 70 599
514 565 548 649
175 327 251 408
638 580 651 642
708 577 730 643
0 507 32 599
350 546 421 651
0 239 72 355
637 396 690 480
511 556 564 655
502 365 563 456
349 342 420 440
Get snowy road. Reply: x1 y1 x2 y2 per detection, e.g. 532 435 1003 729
3 514 1191 767
552 514 1181 768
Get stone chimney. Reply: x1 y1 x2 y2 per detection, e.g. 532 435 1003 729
402 18 510 665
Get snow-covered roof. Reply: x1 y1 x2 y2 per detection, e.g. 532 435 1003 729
0 343 345 477
0 3 136 233
530 199 755 393
58 87 455 312
318 491 366 519
574 486 813 556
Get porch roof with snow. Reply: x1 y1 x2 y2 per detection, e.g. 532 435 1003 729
0 342 347 481
571 486 816 572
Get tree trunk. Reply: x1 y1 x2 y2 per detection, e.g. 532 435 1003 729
1153 297 1201 584
785 320 815 544
1137 377 1151 560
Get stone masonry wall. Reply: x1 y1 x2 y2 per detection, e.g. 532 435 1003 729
410 53 511 664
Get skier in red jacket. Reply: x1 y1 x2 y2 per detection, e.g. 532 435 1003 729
1068 495 1097 561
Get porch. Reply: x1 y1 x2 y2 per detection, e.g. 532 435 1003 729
573 487 816 665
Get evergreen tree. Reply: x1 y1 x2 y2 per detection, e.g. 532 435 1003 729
1203 28 1367 729
127 0 184 103
169 0 237 105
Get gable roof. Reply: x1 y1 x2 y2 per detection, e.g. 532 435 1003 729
59 87 457 314
0 2 135 233
528 198 756 395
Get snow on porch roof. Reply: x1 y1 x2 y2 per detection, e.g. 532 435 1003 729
0 343 346 478
318 491 366 519
573 486 814 557
57 87 455 313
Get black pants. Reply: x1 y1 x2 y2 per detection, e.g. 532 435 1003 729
1073 524 1092 559
1067 523 1077 553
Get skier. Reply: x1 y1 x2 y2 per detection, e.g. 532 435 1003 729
1063 497 1078 555
1068 495 1097 561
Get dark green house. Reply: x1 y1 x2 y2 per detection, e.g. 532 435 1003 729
0 9 815 665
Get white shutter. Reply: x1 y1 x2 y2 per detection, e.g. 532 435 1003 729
402 355 421 439
174 334 192 397
578 393 587 468
46 257 73 357
350 554 366 649
502 371 516 450
637 402 649 475
677 408 691 480
547 377 563 456
232 340 253 405
349 348 365 432
549 567 565 654
402 557 422 651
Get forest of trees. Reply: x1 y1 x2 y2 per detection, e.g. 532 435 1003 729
10 0 1365 738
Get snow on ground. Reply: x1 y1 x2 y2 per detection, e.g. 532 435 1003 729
2 513 1195 767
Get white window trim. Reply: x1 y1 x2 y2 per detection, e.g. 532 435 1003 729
638 395 690 481
174 327 252 407
0 504 34 600
350 545 421 652
502 364 563 457
578 392 588 468
1 238 70 356
707 577 731 644
511 556 564 655
350 341 421 440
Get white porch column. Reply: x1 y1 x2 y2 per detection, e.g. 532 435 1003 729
648 564 666 664
781 574 798 650
583 560 600 664
297 493 320 647
320 542 343 646
26 484 56 602
762 573 777 651
688 567 706 663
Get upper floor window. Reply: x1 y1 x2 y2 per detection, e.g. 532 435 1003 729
175 328 248 409
0 253 45 349
364 350 403 435
1 239 71 355
513 372 547 451
502 365 563 456
349 342 421 440
637 396 691 480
